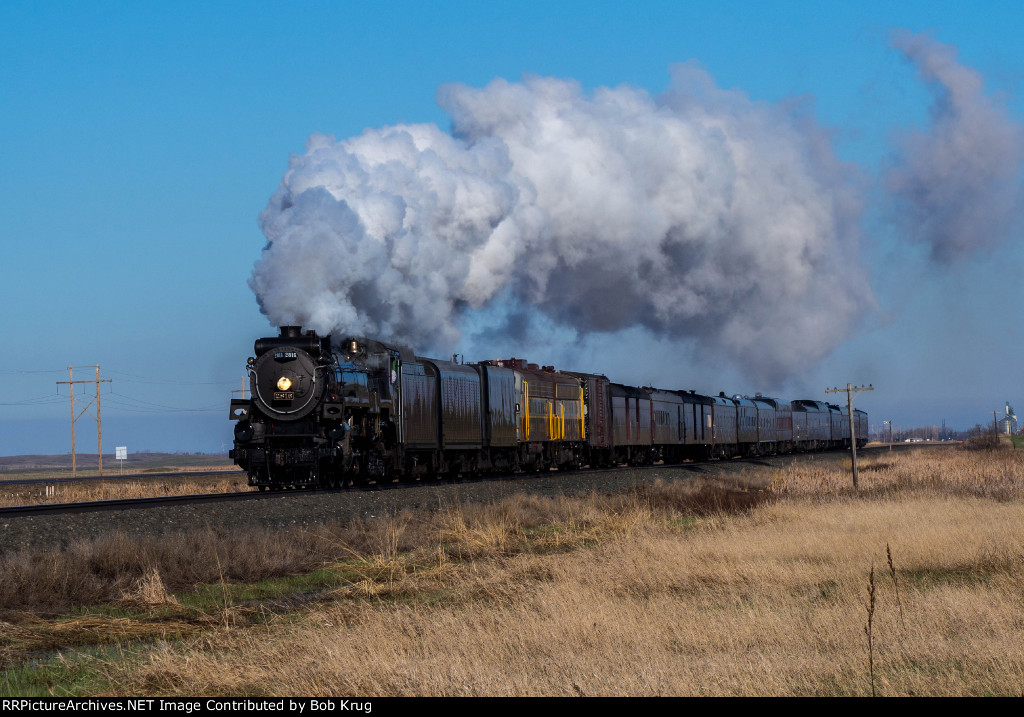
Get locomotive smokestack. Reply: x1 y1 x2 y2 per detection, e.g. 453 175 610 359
255 326 320 357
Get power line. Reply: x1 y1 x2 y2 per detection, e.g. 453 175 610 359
3 391 223 414
0 394 67 406
3 367 238 385
0 369 69 375
103 369 238 386
106 391 223 413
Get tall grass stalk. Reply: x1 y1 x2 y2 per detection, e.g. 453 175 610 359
865 562 877 697
886 542 905 632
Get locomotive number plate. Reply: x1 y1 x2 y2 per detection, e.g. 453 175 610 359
273 391 295 400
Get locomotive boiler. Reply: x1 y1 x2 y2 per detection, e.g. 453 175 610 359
229 326 405 489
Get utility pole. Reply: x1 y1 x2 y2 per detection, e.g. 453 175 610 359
56 365 112 477
993 410 999 436
231 377 249 400
883 420 892 453
826 383 874 490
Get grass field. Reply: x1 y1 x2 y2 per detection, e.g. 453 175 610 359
0 474 247 507
2 445 1023 696
0 452 242 506
0 452 235 480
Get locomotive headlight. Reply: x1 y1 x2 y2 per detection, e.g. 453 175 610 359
277 376 293 391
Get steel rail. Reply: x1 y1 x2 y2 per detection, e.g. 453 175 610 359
0 443 936 518
0 490 273 517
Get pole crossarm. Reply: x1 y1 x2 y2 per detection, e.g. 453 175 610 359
825 384 874 395
825 383 874 490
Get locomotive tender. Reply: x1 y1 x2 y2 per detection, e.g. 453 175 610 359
229 326 869 490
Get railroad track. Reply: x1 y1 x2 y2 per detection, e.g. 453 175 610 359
1 445 937 518
0 444 921 518
0 490 271 517
0 458 753 518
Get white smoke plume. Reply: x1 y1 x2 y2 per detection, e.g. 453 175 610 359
251 63 872 382
886 30 1024 263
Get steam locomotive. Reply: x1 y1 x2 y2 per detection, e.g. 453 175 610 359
228 326 868 490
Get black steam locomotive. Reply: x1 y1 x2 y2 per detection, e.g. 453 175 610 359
229 326 868 490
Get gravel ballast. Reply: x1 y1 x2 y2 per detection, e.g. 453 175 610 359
0 451 862 557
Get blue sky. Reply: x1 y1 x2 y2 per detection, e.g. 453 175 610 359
2 1 1022 455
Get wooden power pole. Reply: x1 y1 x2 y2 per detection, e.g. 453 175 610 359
826 383 874 489
231 377 249 400
56 365 112 477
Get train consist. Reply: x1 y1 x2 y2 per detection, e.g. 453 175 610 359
229 326 868 490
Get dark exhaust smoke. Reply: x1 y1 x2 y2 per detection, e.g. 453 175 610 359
885 30 1024 263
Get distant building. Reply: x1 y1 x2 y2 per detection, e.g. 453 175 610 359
998 402 1018 435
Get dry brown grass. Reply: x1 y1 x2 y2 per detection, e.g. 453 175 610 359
101 492 1024 696
1 525 330 615
767 446 1024 501
0 455 237 480
0 476 248 507
8 448 1024 696
0 479 760 616
118 568 181 608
